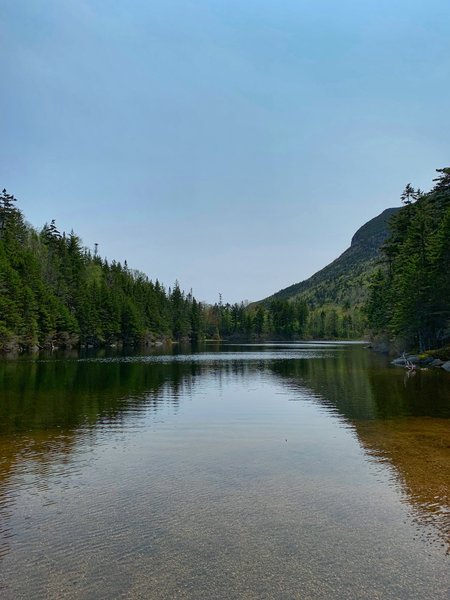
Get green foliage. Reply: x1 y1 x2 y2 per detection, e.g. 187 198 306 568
249 206 400 339
0 190 201 351
366 168 450 350
6 176 445 351
201 298 309 340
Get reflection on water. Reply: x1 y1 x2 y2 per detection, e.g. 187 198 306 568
0 343 449 599
357 418 450 552
269 346 450 555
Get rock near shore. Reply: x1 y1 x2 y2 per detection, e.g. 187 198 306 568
391 354 450 370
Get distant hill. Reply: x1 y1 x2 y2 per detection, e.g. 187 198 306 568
261 207 400 311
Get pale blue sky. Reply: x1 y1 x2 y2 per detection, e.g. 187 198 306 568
1 0 449 302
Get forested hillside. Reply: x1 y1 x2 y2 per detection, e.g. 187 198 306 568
257 207 399 338
366 168 450 351
0 189 400 352
0 190 312 352
4 167 448 353
0 190 204 352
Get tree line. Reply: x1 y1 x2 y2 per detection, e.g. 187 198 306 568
0 188 370 353
0 189 206 352
366 167 450 351
208 300 364 340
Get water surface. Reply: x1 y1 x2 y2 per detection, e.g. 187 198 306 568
0 342 449 599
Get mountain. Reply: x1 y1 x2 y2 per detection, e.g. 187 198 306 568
261 207 400 313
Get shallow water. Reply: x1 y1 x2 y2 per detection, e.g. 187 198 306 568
0 342 449 599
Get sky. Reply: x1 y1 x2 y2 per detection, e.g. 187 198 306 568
1 0 450 303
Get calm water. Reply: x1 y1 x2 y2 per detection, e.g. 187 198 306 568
0 342 449 599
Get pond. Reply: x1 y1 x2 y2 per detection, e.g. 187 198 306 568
0 342 449 599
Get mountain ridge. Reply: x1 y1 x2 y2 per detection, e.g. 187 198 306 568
259 207 400 311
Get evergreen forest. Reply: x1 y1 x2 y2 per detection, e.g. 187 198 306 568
0 190 311 352
366 167 450 351
0 189 203 352
1 167 449 354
